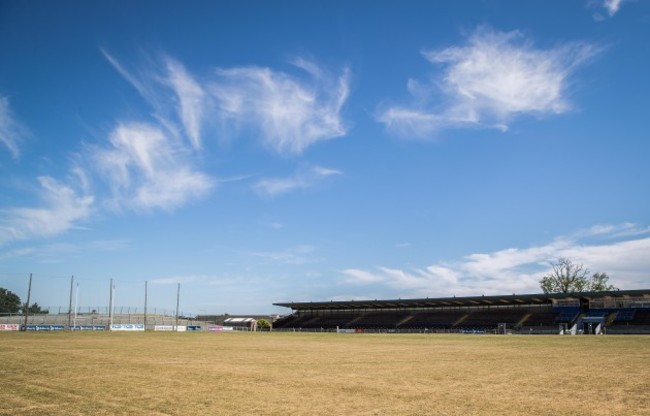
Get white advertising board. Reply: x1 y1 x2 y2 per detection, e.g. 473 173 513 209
208 325 233 332
110 324 145 331
0 324 20 331
154 325 174 331
154 325 187 332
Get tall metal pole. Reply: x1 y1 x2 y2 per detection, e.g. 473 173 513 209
109 278 113 328
23 273 32 328
73 283 79 329
175 283 180 331
144 280 148 330
67 275 74 329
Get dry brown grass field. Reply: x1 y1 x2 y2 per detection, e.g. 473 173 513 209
1 332 649 415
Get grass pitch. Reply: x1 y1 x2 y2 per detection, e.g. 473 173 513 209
1 332 649 415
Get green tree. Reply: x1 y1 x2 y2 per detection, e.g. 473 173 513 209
0 288 22 313
23 302 49 315
589 272 618 292
257 319 271 329
539 258 618 293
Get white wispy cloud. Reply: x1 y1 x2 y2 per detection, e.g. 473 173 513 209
101 50 149 100
0 176 94 245
99 52 348 209
150 275 198 285
378 27 600 138
96 52 219 212
0 239 127 262
247 245 318 265
341 224 650 298
0 96 26 159
105 51 350 155
590 0 627 20
211 60 350 155
604 0 623 15
164 58 206 149
341 268 385 284
91 122 213 212
0 247 36 261
102 51 207 150
253 164 343 197
574 222 650 239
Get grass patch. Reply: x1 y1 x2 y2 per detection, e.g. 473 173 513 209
1 332 649 415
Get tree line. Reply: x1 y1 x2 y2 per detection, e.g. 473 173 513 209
0 288 48 314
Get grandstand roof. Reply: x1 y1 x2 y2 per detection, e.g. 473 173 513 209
274 289 650 311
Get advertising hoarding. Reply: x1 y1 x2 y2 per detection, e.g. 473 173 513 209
110 324 145 331
154 325 188 331
23 325 65 331
154 325 174 331
72 325 106 331
208 325 233 332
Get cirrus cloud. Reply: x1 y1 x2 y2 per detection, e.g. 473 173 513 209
0 176 94 245
253 164 343 197
103 52 350 156
212 59 350 155
591 0 628 20
0 96 27 159
91 122 213 212
378 27 601 138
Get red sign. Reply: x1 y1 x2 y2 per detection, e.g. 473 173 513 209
0 324 20 331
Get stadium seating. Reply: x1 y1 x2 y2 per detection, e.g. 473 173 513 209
349 312 411 329
555 307 580 323
456 309 527 330
630 309 650 324
613 309 636 322
274 308 556 332
521 309 558 327
398 310 467 330
273 313 362 329
591 309 650 334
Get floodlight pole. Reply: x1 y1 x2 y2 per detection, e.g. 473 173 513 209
175 283 180 331
109 278 114 328
144 280 148 330
67 275 74 329
73 283 79 329
23 273 33 328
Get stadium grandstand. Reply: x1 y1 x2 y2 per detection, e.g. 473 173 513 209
273 289 650 334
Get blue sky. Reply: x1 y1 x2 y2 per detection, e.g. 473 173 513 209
1 0 649 315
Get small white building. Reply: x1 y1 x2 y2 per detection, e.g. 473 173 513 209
223 317 257 331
